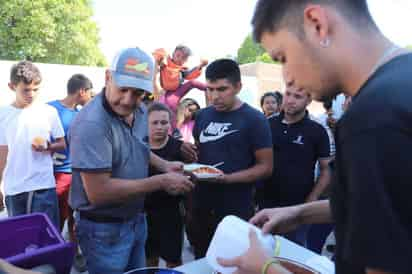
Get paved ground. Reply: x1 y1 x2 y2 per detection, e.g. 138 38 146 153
0 210 196 273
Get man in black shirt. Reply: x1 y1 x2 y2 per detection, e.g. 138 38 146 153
217 1 412 274
264 82 331 245
264 84 331 208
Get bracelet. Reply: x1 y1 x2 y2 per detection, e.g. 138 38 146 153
274 236 281 257
261 258 279 274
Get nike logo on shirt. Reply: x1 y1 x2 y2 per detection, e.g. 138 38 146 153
199 122 239 143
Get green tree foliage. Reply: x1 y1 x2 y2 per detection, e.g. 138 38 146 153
0 0 106 66
237 34 276 64
256 52 276 64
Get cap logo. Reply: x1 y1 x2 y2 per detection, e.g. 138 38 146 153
124 58 150 76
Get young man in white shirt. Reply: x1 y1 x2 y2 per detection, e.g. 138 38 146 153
0 61 66 228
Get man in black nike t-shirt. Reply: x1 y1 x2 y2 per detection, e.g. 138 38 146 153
191 59 273 258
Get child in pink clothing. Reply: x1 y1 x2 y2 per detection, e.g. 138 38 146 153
153 45 207 129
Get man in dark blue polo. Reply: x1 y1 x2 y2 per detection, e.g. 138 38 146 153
263 79 331 246
69 47 193 274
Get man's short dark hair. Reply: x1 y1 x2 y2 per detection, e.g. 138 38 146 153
205 59 241 85
10 61 42 85
251 0 375 42
148 102 172 120
260 91 283 107
67 74 93 95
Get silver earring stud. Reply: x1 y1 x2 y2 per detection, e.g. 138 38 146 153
320 38 330 48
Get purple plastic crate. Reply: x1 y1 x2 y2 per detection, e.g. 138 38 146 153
0 213 74 274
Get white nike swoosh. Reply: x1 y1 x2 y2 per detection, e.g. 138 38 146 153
199 130 239 143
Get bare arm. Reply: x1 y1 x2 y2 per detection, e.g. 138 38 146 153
268 266 292 274
81 172 162 206
0 146 7 210
152 59 163 100
32 137 66 153
223 148 273 184
305 158 332 202
218 230 291 274
251 200 333 234
81 171 192 206
366 269 398 274
297 200 333 225
0 145 7 183
48 137 66 153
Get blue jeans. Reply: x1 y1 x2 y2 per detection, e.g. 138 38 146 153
5 188 60 229
75 213 147 274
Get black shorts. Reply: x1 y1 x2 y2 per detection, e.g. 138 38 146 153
145 207 184 263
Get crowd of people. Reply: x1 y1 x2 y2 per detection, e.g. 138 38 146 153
1 1 412 274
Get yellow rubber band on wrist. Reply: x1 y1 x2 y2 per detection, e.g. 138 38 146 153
262 258 279 274
273 236 281 257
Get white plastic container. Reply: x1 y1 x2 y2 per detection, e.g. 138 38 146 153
206 215 277 274
205 215 335 274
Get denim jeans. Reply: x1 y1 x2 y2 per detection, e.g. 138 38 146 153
5 188 60 229
75 213 147 274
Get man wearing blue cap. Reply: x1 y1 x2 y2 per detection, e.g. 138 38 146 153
69 47 194 274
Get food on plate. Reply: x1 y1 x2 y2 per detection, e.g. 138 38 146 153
211 257 320 274
184 164 224 180
276 257 320 274
192 166 223 175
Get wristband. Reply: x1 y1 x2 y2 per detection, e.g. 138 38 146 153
261 258 279 274
274 236 281 257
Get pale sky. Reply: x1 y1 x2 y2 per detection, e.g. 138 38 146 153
93 0 412 63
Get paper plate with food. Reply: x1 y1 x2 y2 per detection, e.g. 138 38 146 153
184 163 224 180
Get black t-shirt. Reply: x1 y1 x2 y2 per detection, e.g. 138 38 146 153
264 113 330 207
144 137 183 211
330 54 412 274
192 104 272 218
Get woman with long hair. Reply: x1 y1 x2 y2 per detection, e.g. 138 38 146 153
175 98 200 143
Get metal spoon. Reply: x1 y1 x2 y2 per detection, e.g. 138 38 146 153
212 162 224 168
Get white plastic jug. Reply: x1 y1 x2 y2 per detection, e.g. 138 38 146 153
206 215 277 274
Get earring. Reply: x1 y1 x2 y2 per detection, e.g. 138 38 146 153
320 38 330 48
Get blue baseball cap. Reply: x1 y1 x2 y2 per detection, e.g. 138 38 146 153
110 47 154 93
